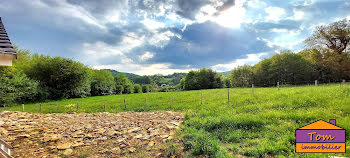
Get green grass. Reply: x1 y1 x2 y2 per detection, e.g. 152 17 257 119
1 84 350 157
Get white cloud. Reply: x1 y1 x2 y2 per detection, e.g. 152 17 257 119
287 9 305 20
81 41 132 65
214 5 246 28
80 33 145 65
93 63 192 76
139 51 154 61
1 0 107 30
211 53 268 71
264 7 286 22
142 18 166 30
247 0 267 8
148 30 181 48
270 28 289 33
81 39 193 75
194 0 247 28
120 33 145 50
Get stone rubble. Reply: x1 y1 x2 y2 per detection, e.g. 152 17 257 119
0 111 183 157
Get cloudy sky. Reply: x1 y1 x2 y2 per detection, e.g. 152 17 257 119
1 0 349 75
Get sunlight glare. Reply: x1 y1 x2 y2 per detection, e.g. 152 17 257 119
215 6 245 28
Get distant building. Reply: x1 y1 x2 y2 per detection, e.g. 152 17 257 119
0 17 17 66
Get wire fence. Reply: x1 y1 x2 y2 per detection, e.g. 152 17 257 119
4 80 349 113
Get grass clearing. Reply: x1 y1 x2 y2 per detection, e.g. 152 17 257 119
1 84 350 157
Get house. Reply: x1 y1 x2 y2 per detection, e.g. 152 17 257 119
0 137 12 158
296 119 346 153
0 17 17 66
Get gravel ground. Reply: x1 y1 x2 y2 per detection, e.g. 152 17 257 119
0 111 184 158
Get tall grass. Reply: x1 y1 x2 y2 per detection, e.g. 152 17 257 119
1 84 350 157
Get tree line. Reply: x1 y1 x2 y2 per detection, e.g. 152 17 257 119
1 19 349 106
0 49 167 106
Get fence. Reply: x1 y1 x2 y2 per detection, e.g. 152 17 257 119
5 80 350 113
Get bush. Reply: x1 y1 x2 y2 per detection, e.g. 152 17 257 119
182 128 222 157
115 74 134 94
184 68 224 90
159 86 177 92
0 67 38 106
115 85 124 94
142 85 150 93
229 65 253 87
90 70 115 96
133 84 142 93
22 55 91 99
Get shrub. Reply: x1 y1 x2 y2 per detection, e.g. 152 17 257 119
142 85 150 93
133 84 142 93
0 67 38 106
22 55 90 99
184 68 224 90
115 85 124 94
90 70 115 96
115 74 134 94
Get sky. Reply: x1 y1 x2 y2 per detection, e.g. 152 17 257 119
1 0 349 75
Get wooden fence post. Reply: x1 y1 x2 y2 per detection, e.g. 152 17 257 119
277 82 280 91
171 96 174 108
342 80 345 85
200 93 203 105
39 104 42 112
227 88 230 103
104 100 106 112
315 80 318 86
252 84 254 95
124 98 126 110
22 104 24 111
145 96 147 107
76 102 79 111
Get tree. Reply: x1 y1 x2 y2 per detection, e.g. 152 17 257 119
134 84 143 93
254 59 273 85
115 85 124 94
184 68 223 90
179 77 185 90
115 74 134 94
184 71 200 90
134 76 152 84
223 77 231 88
298 49 334 81
90 70 115 96
0 67 38 106
305 19 350 54
142 85 150 93
254 52 315 85
21 54 90 99
230 65 254 87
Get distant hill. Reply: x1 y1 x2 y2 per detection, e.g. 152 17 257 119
103 69 187 86
103 69 140 80
220 71 230 76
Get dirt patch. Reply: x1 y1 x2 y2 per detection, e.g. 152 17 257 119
0 111 184 157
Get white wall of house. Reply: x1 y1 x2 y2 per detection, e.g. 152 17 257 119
0 53 15 66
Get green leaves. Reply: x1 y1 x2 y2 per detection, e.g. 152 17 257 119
90 70 115 96
184 68 224 90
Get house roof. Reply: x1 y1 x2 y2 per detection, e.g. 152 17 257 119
0 17 16 57
298 120 343 130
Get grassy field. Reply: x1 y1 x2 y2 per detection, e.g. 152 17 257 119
1 84 350 157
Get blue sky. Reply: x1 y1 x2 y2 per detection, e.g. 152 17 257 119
1 0 349 75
